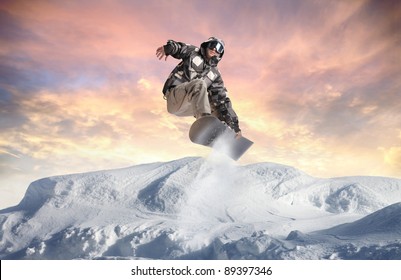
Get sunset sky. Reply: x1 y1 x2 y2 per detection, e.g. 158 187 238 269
1 0 400 207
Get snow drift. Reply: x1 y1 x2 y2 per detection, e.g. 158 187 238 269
1 156 401 260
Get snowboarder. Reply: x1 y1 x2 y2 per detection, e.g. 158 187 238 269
156 37 242 138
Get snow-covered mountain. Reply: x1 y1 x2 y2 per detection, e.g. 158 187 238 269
1 156 401 260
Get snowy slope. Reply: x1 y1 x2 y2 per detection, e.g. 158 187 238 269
1 156 401 260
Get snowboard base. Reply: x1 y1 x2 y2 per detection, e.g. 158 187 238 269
189 116 253 160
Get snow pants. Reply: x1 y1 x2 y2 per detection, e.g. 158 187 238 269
165 79 211 119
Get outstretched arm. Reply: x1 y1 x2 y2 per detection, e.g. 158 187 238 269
157 40 197 61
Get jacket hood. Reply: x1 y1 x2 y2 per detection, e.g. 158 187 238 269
200 37 225 66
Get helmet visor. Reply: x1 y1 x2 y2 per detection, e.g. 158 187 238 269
207 41 224 54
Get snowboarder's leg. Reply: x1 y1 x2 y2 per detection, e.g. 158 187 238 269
166 80 211 118
187 79 211 119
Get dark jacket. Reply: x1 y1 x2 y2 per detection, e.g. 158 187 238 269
162 40 240 132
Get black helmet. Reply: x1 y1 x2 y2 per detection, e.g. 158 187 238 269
200 37 225 65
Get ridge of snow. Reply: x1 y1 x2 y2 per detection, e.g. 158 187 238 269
318 202 401 236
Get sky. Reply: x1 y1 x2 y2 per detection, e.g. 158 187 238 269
0 0 400 207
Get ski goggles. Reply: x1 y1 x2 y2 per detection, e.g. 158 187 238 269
207 41 224 54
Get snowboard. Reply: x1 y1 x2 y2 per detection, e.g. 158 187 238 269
189 115 253 160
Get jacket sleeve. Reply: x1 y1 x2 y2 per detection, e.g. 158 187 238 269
163 40 197 59
209 75 241 133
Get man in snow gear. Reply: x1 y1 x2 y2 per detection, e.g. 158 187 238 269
156 37 241 136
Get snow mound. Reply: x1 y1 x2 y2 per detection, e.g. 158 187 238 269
1 156 401 260
319 202 401 236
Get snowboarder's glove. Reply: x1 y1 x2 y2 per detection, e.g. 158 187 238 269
226 115 241 133
220 111 239 132
233 121 241 133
